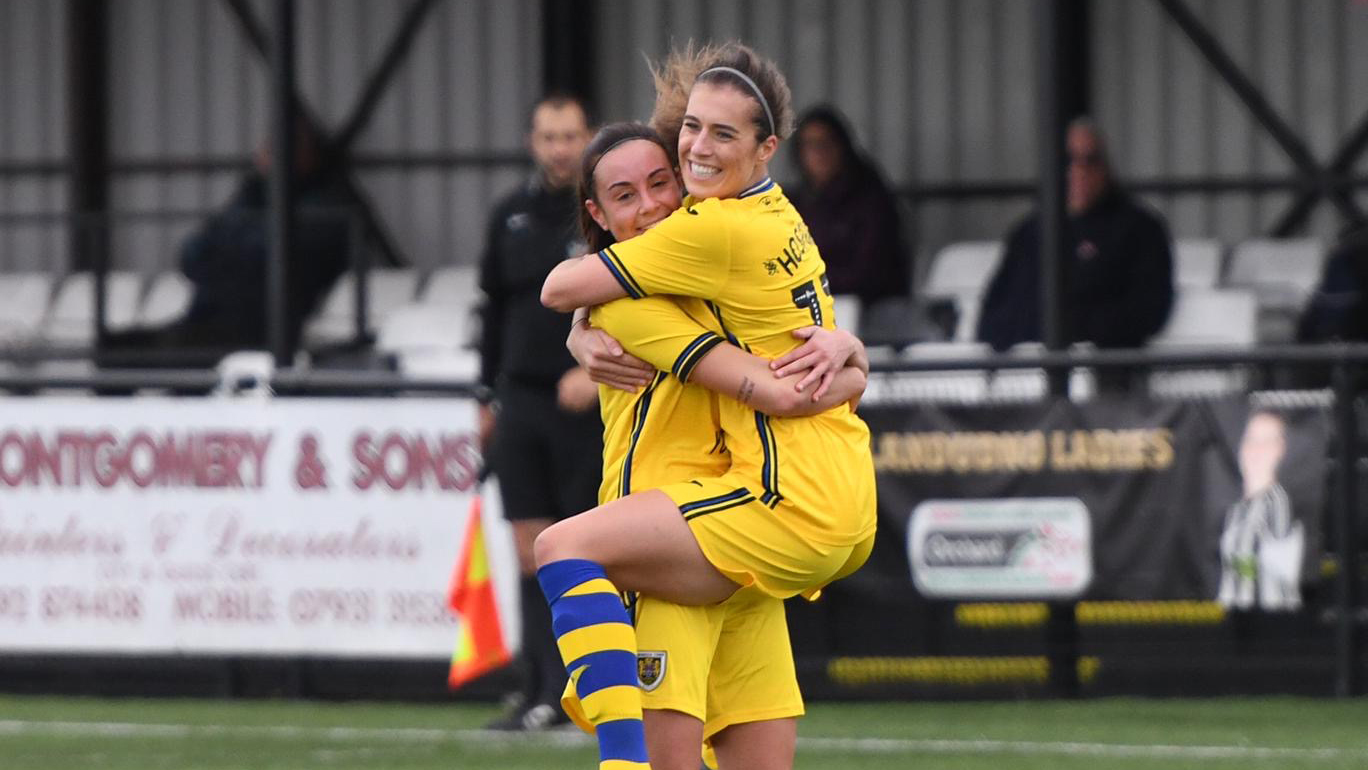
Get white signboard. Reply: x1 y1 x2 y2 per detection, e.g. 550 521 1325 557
0 397 518 658
908 498 1092 599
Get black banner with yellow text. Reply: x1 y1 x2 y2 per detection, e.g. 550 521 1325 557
863 397 1330 605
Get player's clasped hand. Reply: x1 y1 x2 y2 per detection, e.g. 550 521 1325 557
769 326 857 401
568 321 656 392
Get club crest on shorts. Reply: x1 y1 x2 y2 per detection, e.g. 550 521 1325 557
637 651 667 691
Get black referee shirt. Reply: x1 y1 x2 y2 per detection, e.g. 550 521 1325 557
477 175 587 392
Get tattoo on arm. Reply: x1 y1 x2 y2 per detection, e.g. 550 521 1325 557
736 376 755 405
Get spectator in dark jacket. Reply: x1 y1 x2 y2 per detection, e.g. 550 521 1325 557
99 125 353 368
1297 224 1368 343
788 105 909 307
976 117 1174 351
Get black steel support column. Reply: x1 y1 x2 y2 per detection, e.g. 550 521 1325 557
66 0 109 282
268 0 297 364
542 0 597 107
1332 362 1362 697
1039 0 1080 697
1059 0 1091 121
1037 0 1069 367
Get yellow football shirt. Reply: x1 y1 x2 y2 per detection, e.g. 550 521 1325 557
591 295 731 504
575 295 803 747
595 178 875 546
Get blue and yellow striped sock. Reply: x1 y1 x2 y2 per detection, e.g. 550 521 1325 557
537 559 649 770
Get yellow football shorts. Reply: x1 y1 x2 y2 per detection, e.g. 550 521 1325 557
634 586 803 744
660 477 876 600
557 588 803 759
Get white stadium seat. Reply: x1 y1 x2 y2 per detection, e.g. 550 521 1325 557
1225 238 1325 343
41 271 145 344
924 241 1003 298
420 265 480 307
1151 288 1258 347
138 271 194 327
922 242 1003 342
831 293 862 335
1225 238 1325 310
1173 239 1223 289
376 303 471 354
416 264 484 350
303 268 420 347
377 304 480 381
1148 288 1257 397
0 272 55 344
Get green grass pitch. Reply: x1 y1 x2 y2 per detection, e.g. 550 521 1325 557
1 694 1365 769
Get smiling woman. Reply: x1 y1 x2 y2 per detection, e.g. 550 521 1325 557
566 122 869 769
533 42 878 770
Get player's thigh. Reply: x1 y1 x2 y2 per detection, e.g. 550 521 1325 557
711 718 796 770
533 490 739 605
643 709 705 770
669 484 861 599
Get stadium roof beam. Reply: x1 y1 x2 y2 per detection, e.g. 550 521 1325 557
334 0 444 154
219 0 406 270
1155 0 1368 233
1271 109 1368 237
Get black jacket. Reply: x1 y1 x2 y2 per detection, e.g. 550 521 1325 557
789 166 908 305
477 176 585 391
976 190 1174 351
178 171 353 348
1298 226 1368 343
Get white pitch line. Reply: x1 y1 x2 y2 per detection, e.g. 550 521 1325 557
0 719 1361 762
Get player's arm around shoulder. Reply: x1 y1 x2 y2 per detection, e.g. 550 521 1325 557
541 252 627 312
686 334 866 417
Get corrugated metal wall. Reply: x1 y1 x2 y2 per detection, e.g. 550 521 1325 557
1093 0 1368 246
0 0 68 272
3 0 1367 276
105 0 539 273
593 0 1042 288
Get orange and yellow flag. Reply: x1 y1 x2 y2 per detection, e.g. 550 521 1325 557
447 495 511 689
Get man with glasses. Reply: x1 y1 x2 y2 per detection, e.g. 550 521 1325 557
976 117 1174 356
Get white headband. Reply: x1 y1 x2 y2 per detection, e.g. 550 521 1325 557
698 66 775 138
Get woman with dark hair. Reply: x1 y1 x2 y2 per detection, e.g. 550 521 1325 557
534 42 878 769
566 121 867 769
788 105 909 306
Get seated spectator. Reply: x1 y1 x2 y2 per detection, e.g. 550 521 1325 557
976 117 1174 351
788 105 909 308
100 125 354 368
1297 223 1368 343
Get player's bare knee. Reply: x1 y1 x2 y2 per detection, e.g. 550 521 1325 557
532 520 577 567
530 525 556 568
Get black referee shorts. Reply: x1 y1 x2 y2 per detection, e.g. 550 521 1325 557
487 382 603 523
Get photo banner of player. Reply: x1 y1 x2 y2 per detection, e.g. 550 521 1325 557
0 397 520 657
863 396 1330 607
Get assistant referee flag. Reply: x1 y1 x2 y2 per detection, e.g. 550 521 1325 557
447 495 510 689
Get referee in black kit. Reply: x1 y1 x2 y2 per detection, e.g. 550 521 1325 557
476 94 602 731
